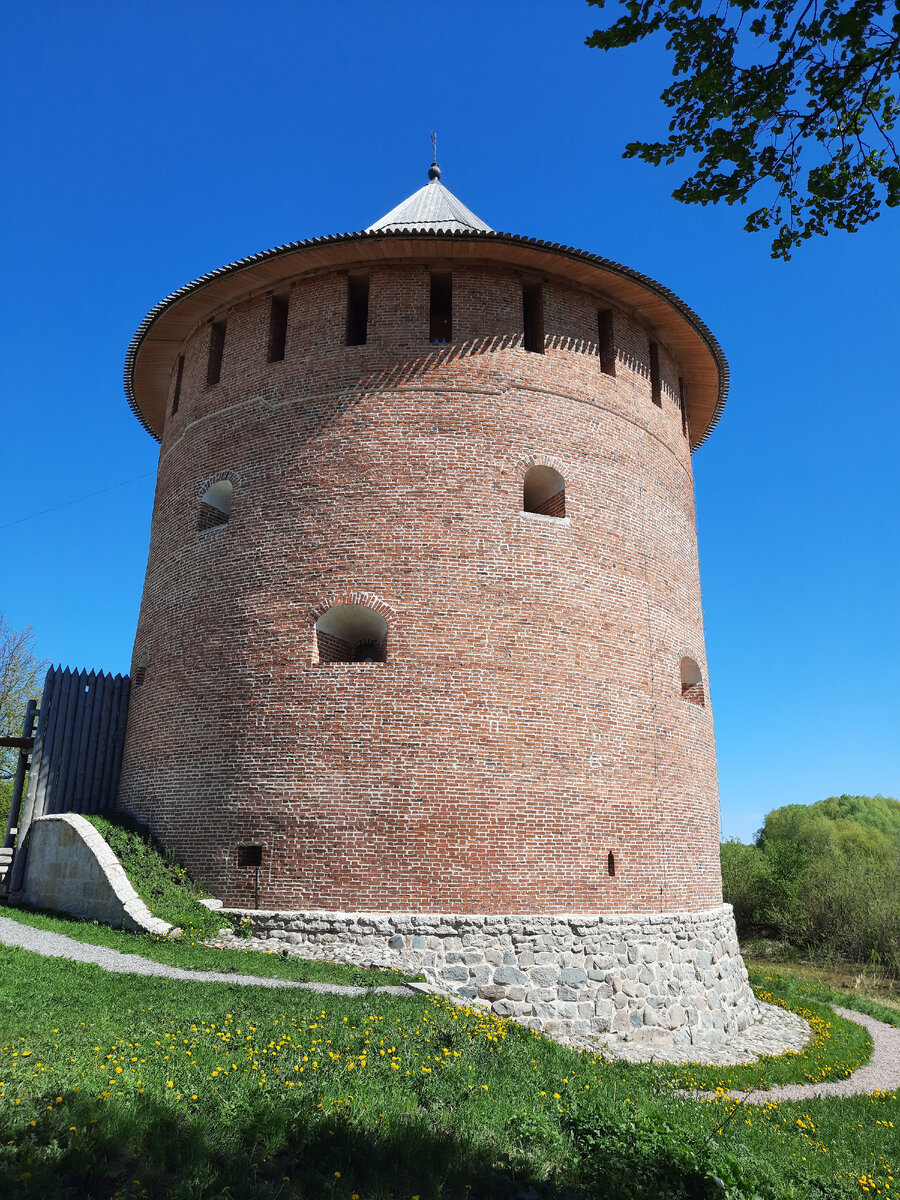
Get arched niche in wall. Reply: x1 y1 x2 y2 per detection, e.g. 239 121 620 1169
315 604 388 664
680 657 705 707
523 465 566 518
198 480 233 532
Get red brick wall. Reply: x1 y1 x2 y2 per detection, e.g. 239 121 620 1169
533 490 566 518
118 259 721 914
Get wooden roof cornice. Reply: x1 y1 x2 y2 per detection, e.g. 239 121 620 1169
125 228 728 449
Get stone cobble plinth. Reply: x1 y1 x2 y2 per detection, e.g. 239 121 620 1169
221 902 758 1046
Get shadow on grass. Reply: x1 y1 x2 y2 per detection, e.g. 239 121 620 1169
0 1085 735 1200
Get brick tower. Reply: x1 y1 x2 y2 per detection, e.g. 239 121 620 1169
118 160 756 1044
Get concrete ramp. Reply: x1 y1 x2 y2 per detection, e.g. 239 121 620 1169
8 813 175 938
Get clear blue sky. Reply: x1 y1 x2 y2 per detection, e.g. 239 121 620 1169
1 1 897 843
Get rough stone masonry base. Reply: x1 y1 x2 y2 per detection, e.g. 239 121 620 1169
225 903 758 1045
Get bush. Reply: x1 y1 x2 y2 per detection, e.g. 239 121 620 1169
722 794 900 975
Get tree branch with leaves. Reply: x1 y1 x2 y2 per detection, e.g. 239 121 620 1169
0 614 48 781
586 0 900 257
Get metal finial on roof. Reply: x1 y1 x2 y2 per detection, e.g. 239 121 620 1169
428 130 441 180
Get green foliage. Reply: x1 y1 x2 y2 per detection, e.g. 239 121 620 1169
0 613 47 781
585 0 900 258
0 780 12 838
722 794 900 972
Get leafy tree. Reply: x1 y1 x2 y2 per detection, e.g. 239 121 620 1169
722 792 900 970
0 614 47 781
586 0 900 258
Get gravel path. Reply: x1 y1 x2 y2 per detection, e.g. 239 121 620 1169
0 915 412 997
702 1007 900 1103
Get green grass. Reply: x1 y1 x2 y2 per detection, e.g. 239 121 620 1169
0 905 415 989
82 813 222 937
743 962 900 1029
0 949 897 1199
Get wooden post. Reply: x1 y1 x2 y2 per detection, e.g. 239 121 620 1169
18 666 58 842
4 699 37 848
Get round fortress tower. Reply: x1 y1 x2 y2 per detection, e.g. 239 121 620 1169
119 162 757 1044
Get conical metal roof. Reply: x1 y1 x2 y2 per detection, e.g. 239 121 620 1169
367 162 492 233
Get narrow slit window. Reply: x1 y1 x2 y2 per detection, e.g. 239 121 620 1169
523 465 566 518
678 377 688 438
649 341 662 407
522 283 544 354
597 309 616 377
198 479 233 532
207 321 226 386
171 355 184 415
268 295 289 363
429 271 452 343
607 851 616 877
345 274 369 346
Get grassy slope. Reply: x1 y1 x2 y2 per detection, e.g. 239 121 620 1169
0 950 896 1200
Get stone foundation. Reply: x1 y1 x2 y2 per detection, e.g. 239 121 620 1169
223 902 758 1046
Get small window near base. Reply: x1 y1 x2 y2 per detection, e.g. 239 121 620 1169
237 845 263 868
607 851 616 877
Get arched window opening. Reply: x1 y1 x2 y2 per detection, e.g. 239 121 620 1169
198 480 233 532
315 605 387 665
523 465 566 518
607 851 616 877
680 657 705 707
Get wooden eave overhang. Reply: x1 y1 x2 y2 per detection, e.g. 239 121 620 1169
125 229 728 450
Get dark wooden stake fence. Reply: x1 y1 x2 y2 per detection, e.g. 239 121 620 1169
12 666 130 846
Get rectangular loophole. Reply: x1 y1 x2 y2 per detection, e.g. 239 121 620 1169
207 321 226 386
268 295 289 362
237 844 263 868
597 309 616 377
522 283 544 353
429 271 452 342
678 376 688 437
345 274 369 346
171 355 184 415
649 341 662 406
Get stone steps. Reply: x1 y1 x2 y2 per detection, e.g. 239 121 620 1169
0 847 14 895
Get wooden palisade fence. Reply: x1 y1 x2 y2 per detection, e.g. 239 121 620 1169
6 666 130 852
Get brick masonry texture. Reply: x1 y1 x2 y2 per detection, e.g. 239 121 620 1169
225 903 758 1046
118 257 720 919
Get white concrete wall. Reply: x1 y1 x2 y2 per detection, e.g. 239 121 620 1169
11 813 174 937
